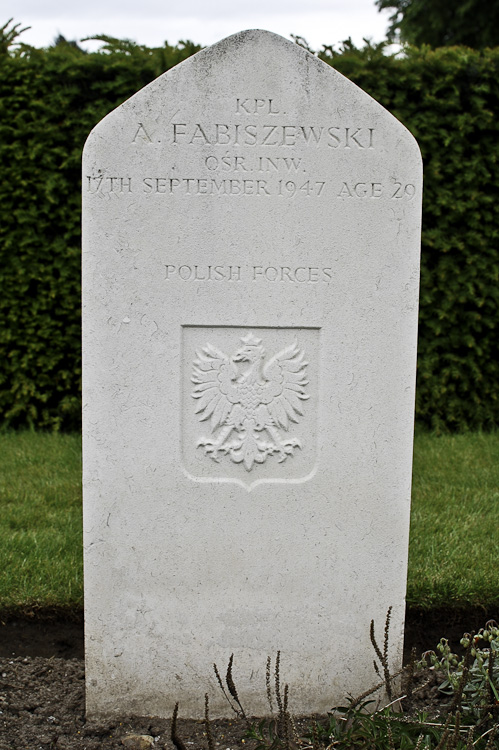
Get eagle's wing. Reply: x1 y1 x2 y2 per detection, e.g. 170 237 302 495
260 341 309 429
191 344 240 430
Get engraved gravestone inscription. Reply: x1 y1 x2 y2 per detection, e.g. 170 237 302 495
82 30 422 719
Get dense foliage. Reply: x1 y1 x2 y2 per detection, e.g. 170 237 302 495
0 29 497 430
376 0 499 48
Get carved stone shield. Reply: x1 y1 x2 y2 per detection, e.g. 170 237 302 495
182 326 319 490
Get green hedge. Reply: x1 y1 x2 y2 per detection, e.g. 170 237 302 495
0 38 497 430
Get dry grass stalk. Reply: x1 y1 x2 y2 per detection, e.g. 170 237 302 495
370 607 394 702
171 702 188 750
266 655 274 714
226 653 247 720
204 693 215 750
213 660 239 716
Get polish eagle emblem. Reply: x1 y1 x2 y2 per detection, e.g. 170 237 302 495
191 333 309 471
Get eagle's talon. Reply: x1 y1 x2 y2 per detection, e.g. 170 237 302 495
197 439 222 461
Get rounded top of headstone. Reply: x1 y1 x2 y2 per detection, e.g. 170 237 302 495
198 28 310 53
84 27 421 170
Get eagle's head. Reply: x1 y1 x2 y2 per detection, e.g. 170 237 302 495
233 332 265 364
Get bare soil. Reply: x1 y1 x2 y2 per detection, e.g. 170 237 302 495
0 607 496 750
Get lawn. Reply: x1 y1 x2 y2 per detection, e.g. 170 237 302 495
407 430 499 609
0 432 82 609
0 430 497 611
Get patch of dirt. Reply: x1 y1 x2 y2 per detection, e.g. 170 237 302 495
0 613 84 661
0 607 496 749
0 655 260 749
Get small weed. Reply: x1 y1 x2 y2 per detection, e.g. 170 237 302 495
421 620 499 728
243 652 298 749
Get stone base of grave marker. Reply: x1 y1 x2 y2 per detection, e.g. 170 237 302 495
82 29 422 719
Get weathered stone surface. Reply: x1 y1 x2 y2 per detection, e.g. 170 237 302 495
82 29 422 719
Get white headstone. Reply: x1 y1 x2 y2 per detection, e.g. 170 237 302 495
82 29 422 719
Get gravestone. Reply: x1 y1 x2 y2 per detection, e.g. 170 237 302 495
82 29 422 719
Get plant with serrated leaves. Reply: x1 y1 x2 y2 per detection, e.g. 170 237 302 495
420 621 499 725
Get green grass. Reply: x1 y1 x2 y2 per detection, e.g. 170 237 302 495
0 430 498 611
0 431 82 609
408 430 499 609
